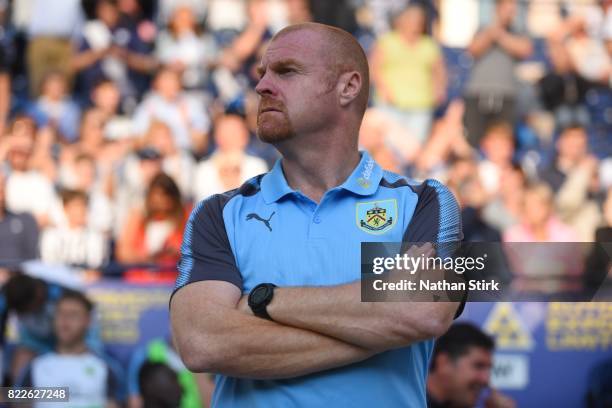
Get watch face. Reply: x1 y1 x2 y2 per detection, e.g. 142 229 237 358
251 286 270 304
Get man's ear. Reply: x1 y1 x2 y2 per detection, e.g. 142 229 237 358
337 71 362 107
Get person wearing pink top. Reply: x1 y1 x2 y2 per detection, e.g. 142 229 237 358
503 183 582 292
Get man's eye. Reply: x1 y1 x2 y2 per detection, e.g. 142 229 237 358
279 68 295 75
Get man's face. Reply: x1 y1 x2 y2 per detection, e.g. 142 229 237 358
482 133 514 165
64 198 88 228
155 71 181 100
557 129 587 164
497 0 517 26
524 191 552 227
43 75 66 101
54 299 90 347
7 136 34 172
397 7 426 37
442 348 493 407
93 83 120 114
255 30 338 143
215 117 249 152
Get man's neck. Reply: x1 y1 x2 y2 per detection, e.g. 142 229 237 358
57 342 88 355
276 131 360 203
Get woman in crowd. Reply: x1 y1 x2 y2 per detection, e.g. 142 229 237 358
115 172 188 267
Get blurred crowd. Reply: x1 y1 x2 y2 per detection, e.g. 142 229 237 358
0 0 610 406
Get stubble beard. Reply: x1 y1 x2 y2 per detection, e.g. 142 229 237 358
256 105 296 144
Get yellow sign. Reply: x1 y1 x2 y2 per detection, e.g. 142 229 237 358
485 303 534 350
547 302 612 350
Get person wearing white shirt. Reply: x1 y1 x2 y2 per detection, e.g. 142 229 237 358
132 67 210 153
193 114 267 201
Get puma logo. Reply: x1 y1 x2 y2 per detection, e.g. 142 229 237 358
246 212 276 232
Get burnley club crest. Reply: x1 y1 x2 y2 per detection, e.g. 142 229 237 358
356 199 397 234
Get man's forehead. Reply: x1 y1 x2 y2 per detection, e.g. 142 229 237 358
260 30 324 66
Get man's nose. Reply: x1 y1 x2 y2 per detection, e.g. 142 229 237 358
255 72 275 97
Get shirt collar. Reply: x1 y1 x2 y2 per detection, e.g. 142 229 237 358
261 159 296 204
339 150 383 196
260 150 383 204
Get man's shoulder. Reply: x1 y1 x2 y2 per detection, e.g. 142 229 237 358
190 174 267 218
379 171 453 199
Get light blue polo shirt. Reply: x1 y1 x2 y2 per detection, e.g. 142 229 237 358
172 151 462 408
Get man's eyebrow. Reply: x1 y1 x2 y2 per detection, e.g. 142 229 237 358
257 59 306 77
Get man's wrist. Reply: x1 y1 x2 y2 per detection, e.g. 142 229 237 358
248 283 277 320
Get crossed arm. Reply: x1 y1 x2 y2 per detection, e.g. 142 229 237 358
468 25 533 60
170 278 458 379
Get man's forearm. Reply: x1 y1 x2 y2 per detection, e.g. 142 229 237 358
496 31 533 59
265 282 458 351
171 291 373 380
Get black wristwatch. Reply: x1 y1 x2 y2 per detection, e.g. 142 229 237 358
248 283 277 320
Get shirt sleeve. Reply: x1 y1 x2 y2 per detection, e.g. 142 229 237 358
403 179 465 318
171 193 243 302
403 179 463 244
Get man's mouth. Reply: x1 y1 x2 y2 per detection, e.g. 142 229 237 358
260 107 281 113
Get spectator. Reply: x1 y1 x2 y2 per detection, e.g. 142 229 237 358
504 182 579 242
359 108 415 172
0 170 39 267
463 0 533 146
217 0 273 92
413 100 472 180
155 5 218 90
71 109 108 160
0 273 102 384
482 163 527 232
563 13 611 87
193 114 267 200
28 71 81 143
427 323 515 408
90 78 134 140
127 337 214 408
41 189 108 271
132 67 210 152
138 362 183 408
478 121 516 196
141 120 195 200
26 0 84 97
370 3 446 144
116 173 187 266
1 129 58 228
112 147 163 238
542 15 593 128
455 174 502 242
539 125 602 241
58 153 114 234
156 0 208 26
19 291 121 408
504 183 584 292
71 0 158 104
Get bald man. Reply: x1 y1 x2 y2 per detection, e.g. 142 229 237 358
171 23 463 407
